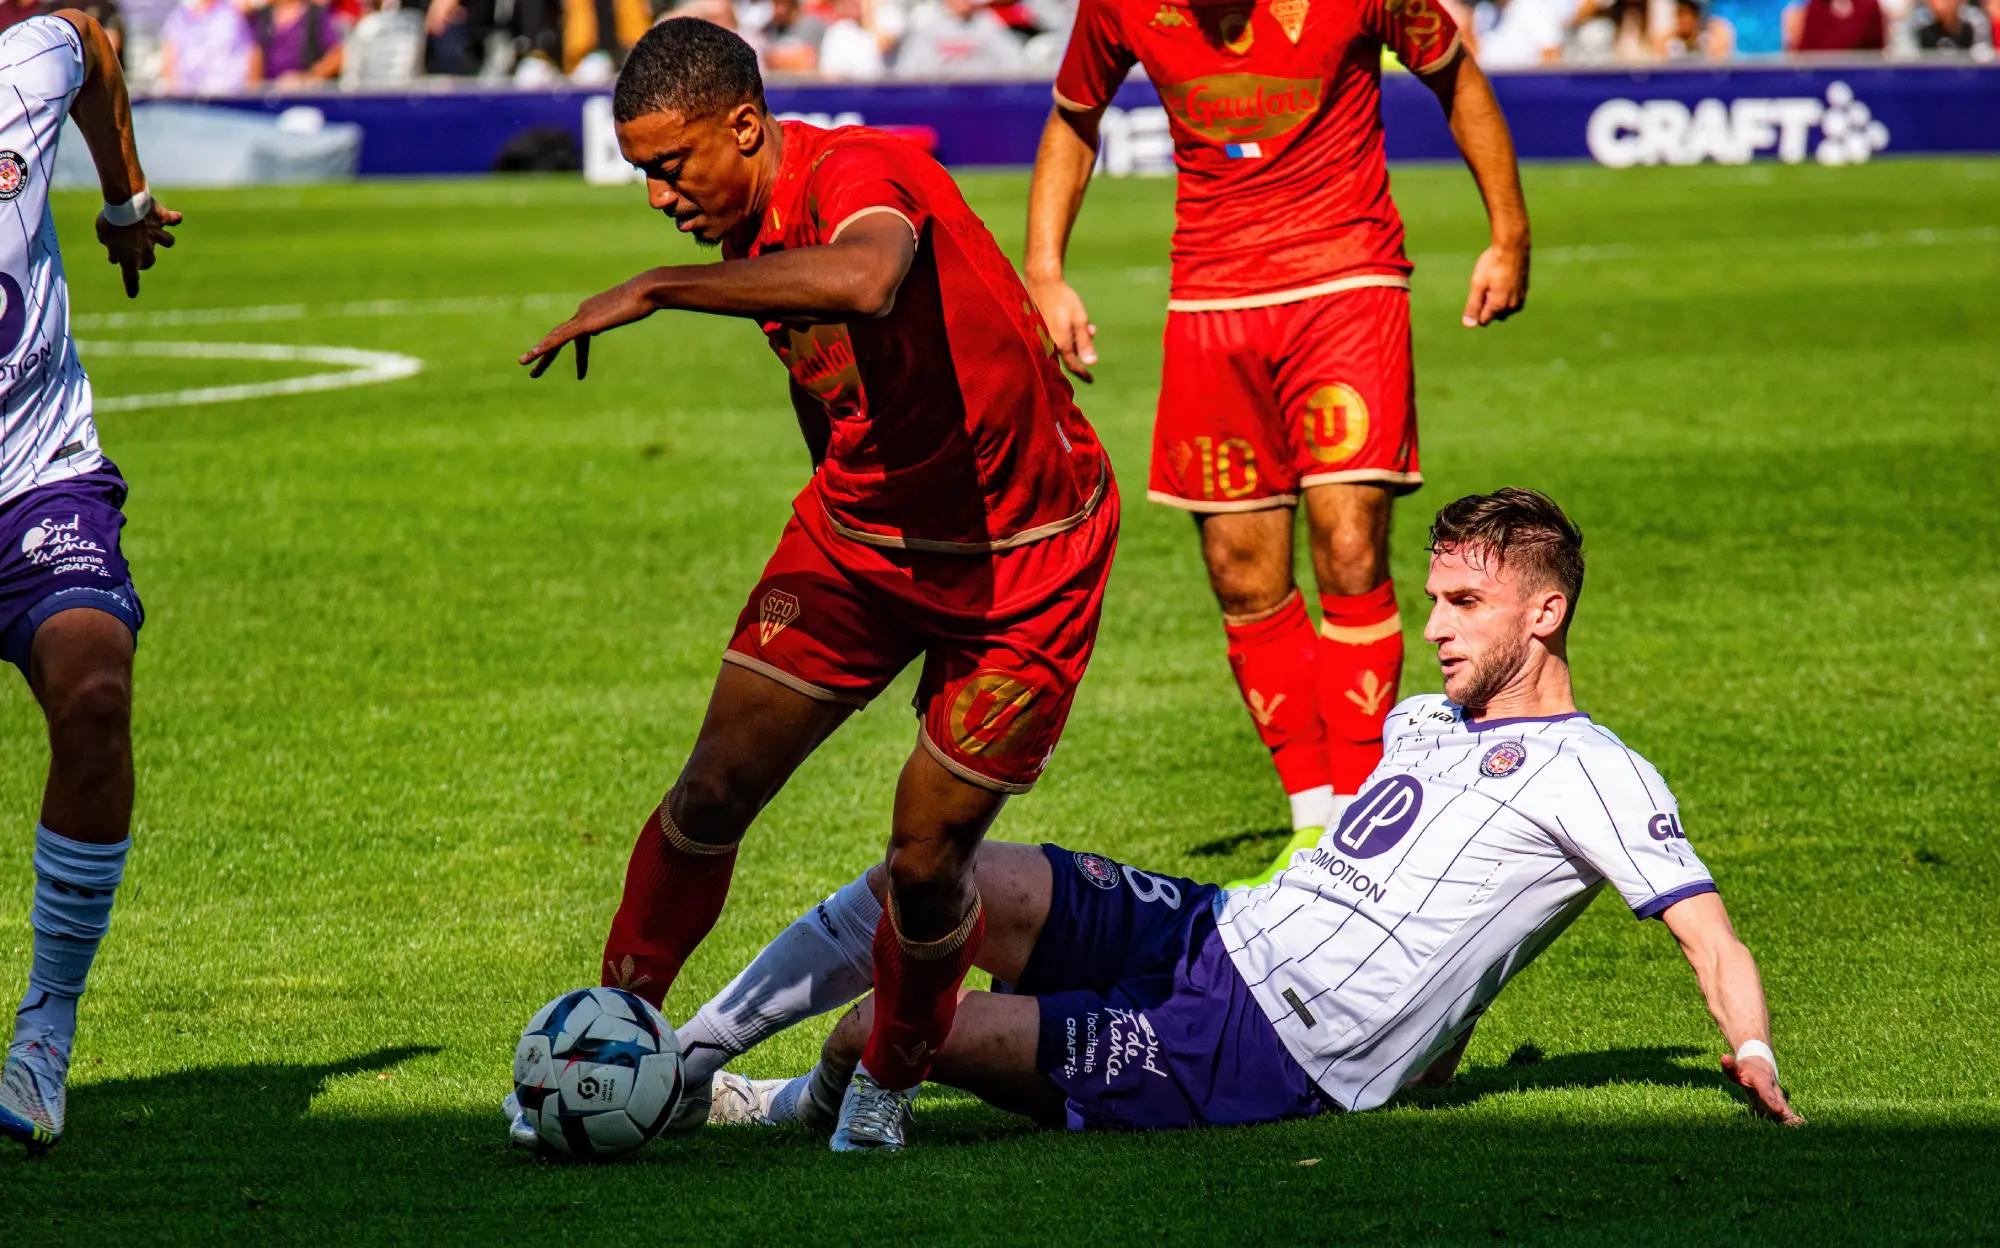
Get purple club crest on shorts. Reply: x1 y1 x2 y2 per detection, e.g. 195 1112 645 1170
1072 851 1121 890
0 151 25 201
1480 741 1528 778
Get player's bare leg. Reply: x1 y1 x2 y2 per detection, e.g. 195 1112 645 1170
4 609 136 1149
819 992 1062 1133
830 748 1006 1150
1194 508 1339 884
1301 482 1399 792
32 611 135 842
686 841 1054 1128
600 662 851 1006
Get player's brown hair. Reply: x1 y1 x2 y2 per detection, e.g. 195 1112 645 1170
1428 488 1585 625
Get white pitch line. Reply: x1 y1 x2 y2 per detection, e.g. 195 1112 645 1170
79 340 425 412
71 291 580 332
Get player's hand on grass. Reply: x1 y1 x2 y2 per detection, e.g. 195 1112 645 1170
1461 242 1529 328
95 200 182 299
519 280 658 380
1720 1051 1803 1125
1028 276 1097 383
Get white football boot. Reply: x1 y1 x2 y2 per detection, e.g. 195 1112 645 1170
704 1071 776 1126
501 1091 540 1150
0 1039 68 1149
829 1067 915 1153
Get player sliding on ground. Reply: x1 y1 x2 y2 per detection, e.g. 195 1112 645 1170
517 20 1117 1152
1026 0 1531 886
657 490 1803 1136
0 11 181 1150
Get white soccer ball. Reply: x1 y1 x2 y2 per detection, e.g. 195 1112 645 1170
512 987 684 1159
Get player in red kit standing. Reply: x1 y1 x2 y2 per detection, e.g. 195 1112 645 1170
516 18 1117 1153
1026 0 1529 884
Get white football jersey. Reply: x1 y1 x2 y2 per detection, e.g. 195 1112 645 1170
1215 694 1715 1111
0 16 98 506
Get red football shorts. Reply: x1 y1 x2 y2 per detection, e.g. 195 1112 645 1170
1147 284 1420 512
723 481 1120 794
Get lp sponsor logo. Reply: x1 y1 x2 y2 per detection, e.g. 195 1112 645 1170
1587 82 1889 169
1334 774 1423 860
1648 812 1688 841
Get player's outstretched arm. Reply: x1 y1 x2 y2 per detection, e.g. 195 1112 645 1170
1420 53 1529 328
1661 892 1804 1125
1024 105 1104 383
53 9 181 299
518 213 916 380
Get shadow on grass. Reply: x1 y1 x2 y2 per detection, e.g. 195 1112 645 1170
1402 1043 1728 1109
1185 825 1292 859
5 1044 1997 1245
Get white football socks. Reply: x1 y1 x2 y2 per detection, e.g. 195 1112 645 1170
767 1062 845 1128
1287 785 1336 831
676 871 882 1086
14 825 128 1060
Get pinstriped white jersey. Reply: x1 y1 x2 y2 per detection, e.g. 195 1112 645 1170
0 17 98 506
1214 694 1716 1111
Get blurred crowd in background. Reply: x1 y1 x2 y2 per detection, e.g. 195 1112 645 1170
0 0 1989 93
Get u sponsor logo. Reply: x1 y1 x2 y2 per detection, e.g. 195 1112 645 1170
948 670 1047 761
1303 383 1368 465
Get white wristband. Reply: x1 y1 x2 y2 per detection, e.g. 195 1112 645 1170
100 189 152 228
1734 1039 1779 1080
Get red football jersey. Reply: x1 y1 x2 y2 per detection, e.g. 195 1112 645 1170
1055 0 1462 308
725 121 1109 554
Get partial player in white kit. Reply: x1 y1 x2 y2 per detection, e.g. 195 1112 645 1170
604 487 1800 1144
0 10 180 1150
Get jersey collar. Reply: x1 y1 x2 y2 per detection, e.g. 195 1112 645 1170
1459 710 1591 732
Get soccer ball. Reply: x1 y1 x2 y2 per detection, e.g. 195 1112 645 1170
512 986 684 1158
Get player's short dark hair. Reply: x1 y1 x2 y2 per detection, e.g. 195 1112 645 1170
1429 488 1586 621
613 18 765 125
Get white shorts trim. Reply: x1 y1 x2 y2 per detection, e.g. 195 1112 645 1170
720 651 872 709
1166 274 1411 314
918 723 1037 795
1299 469 1424 492
1144 488 1299 514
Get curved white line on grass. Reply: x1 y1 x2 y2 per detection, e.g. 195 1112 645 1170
72 292 580 332
77 340 425 412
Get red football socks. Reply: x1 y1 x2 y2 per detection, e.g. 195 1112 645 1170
600 803 739 1008
1224 590 1333 799
1316 580 1404 794
861 894 986 1090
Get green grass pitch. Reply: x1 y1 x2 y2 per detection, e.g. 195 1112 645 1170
3 156 1998 1244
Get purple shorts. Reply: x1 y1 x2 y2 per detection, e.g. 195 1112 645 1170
1008 844 1326 1131
0 465 144 676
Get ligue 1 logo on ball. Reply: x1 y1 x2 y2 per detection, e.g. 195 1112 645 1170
0 150 26 202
